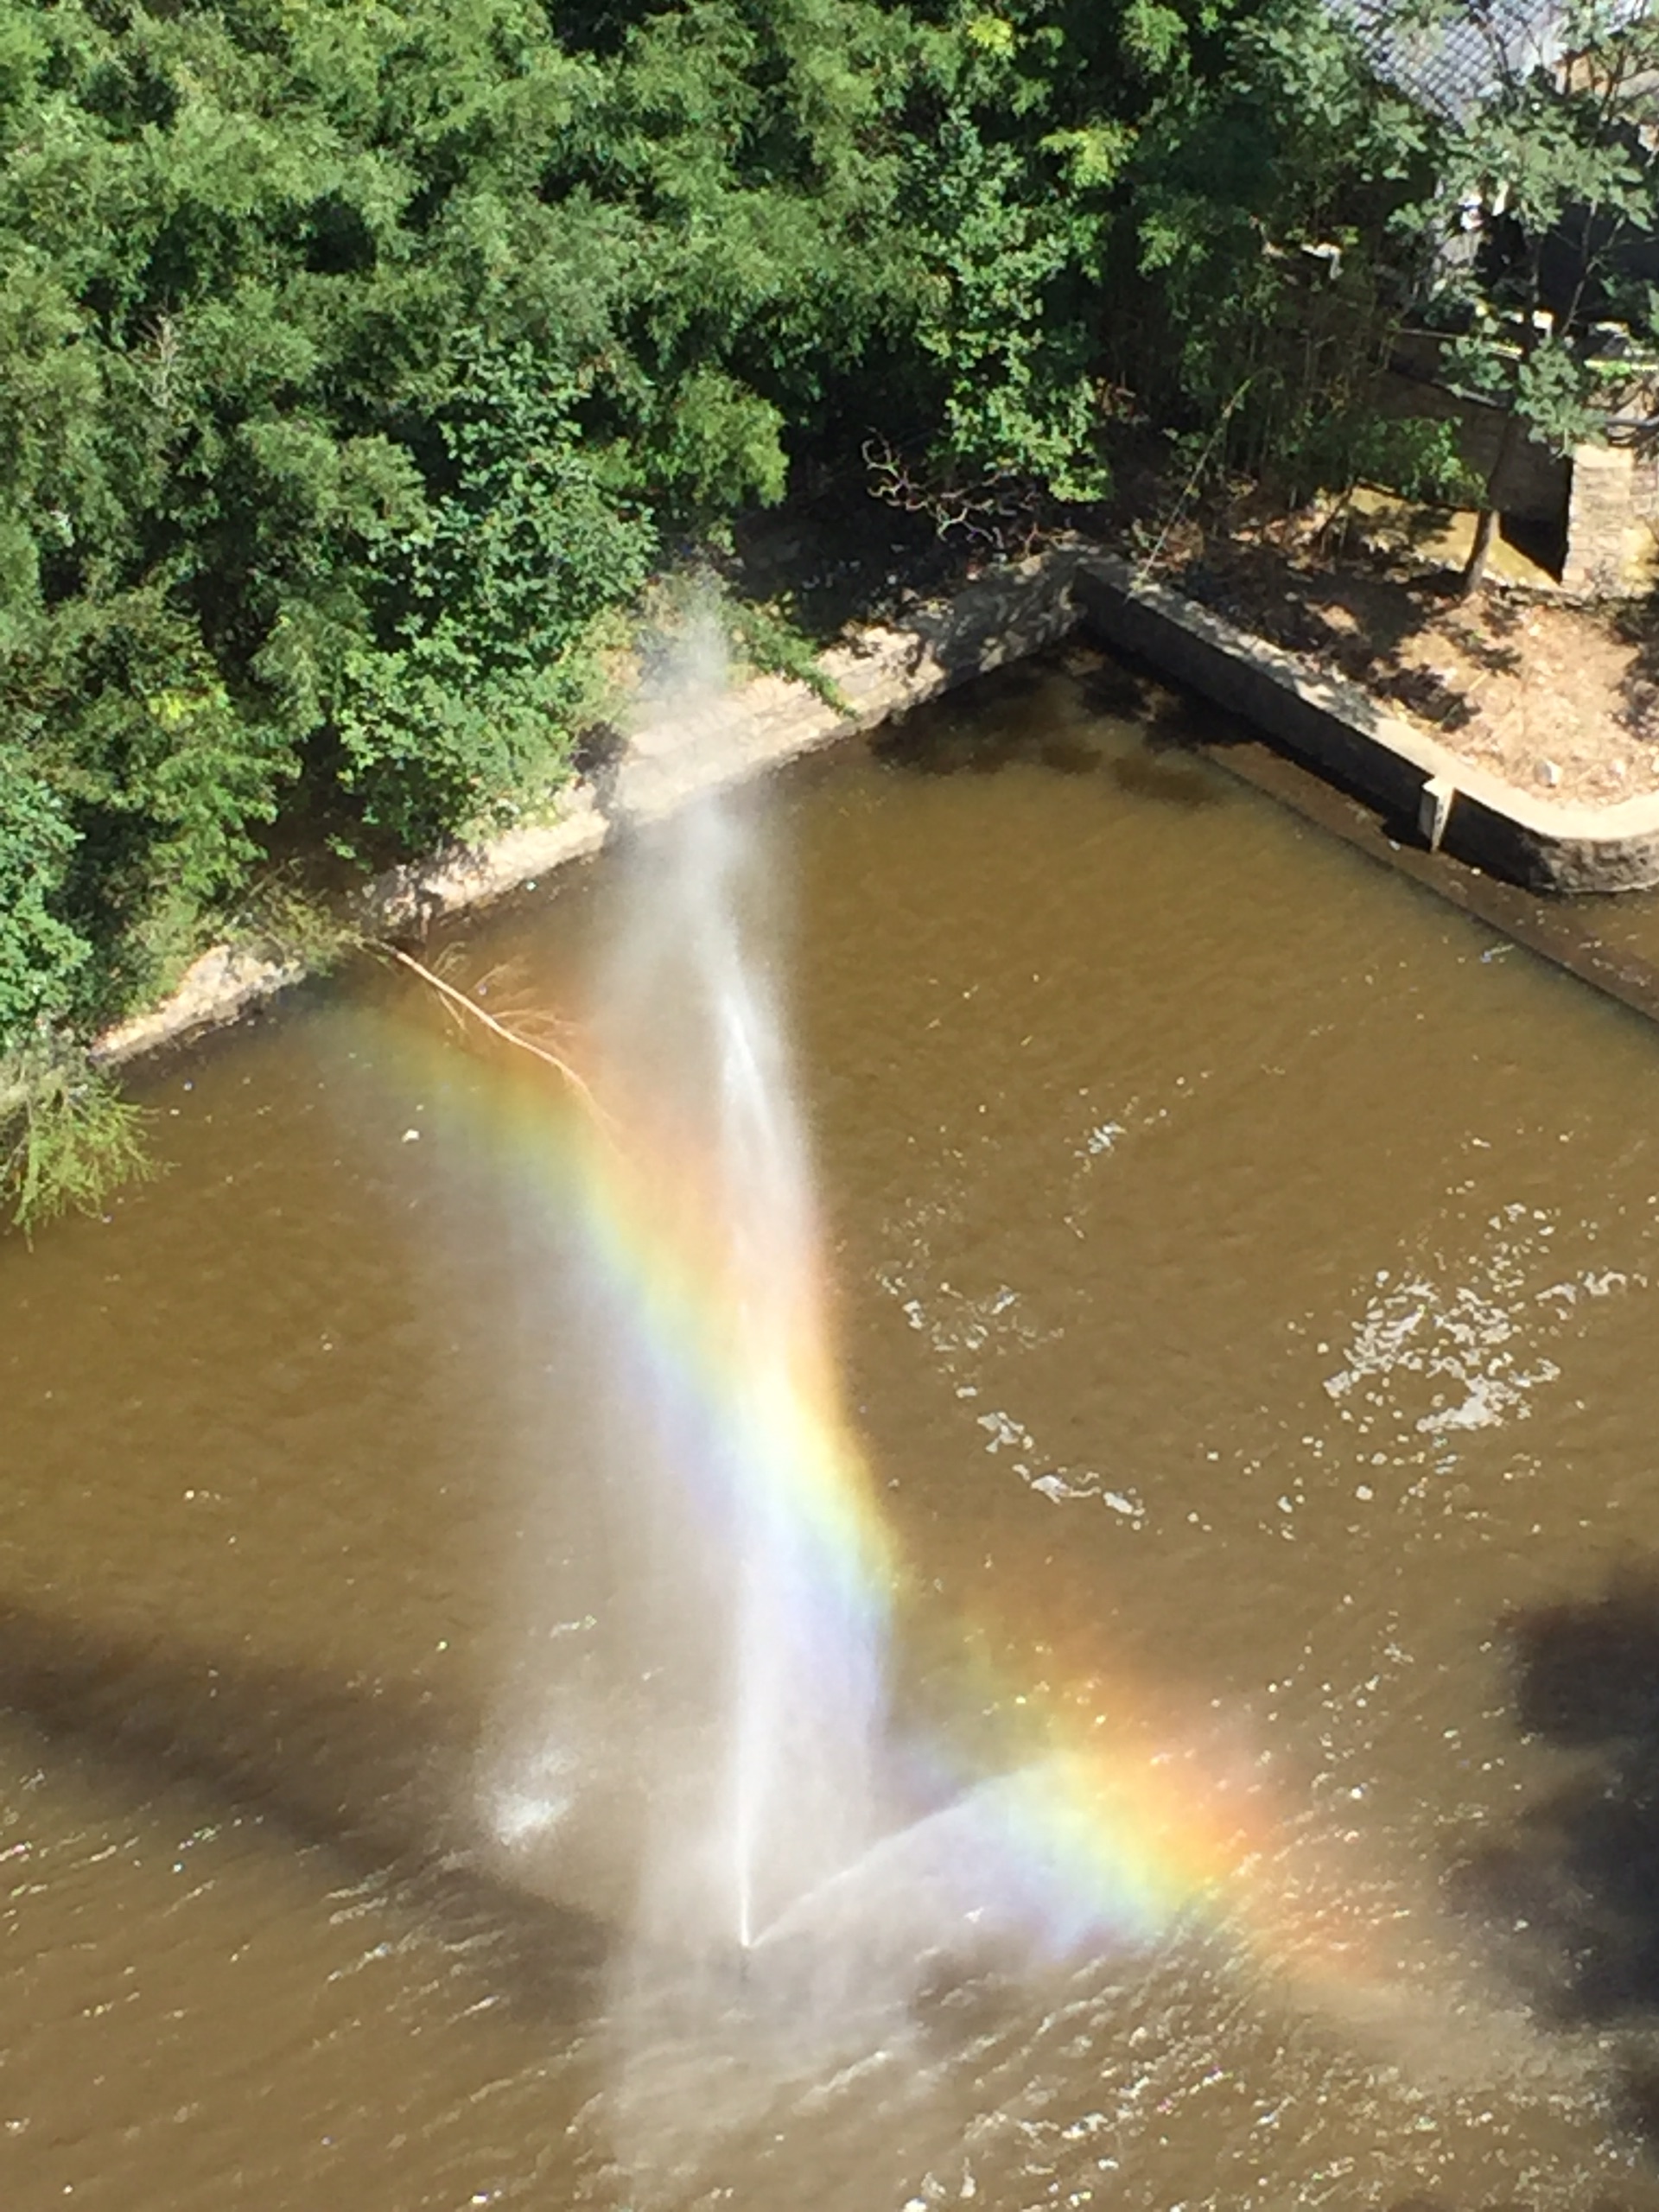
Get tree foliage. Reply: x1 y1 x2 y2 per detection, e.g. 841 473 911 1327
0 0 935 1039
1414 0 1659 585
5 0 1656 1067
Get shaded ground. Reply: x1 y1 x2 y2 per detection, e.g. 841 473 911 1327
730 472 988 644
1145 499 1659 809
1451 1566 1659 2158
734 464 1659 811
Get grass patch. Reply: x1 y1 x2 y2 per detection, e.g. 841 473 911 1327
0 1043 158 1238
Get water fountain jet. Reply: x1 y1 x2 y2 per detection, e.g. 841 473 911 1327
472 659 1400 2190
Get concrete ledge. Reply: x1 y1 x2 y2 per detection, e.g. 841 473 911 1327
94 546 1088 1065
1074 552 1659 894
91 535 1659 1068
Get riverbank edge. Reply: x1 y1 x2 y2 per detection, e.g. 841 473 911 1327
91 537 1659 1068
1072 554 1659 894
92 545 1084 1065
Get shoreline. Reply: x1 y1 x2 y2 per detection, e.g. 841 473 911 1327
91 540 1659 1069
92 548 1084 1066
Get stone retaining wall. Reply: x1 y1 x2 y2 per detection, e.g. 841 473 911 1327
95 548 1088 1065
1072 553 1659 893
92 537 1659 1068
1562 442 1659 597
1378 359 1568 524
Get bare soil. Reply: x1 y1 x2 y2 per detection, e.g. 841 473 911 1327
737 465 1659 810
1163 518 1659 808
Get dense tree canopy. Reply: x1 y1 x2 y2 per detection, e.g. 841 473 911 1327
0 0 1064 1040
3 0 1649 1075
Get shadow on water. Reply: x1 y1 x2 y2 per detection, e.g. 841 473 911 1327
0 1590 1081 2207
869 649 1226 810
1451 1565 1659 2155
0 1595 610 2024
0 1597 1037 2051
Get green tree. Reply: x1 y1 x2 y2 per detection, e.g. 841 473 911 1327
1113 0 1458 506
1 0 1526 1110
1419 0 1659 590
0 0 938 1046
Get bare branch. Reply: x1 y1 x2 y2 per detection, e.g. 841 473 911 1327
389 947 613 1135
862 437 1046 558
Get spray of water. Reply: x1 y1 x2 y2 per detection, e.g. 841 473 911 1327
594 786 893 1964
468 618 938 2196
469 626 1520 2192
480 623 1251 2059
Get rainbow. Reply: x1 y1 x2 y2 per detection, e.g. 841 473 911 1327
358 986 1370 1991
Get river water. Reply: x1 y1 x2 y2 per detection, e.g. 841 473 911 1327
6 646 1659 2210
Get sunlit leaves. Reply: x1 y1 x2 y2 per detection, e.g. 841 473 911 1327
1123 0 1188 75
963 13 1017 59
1040 122 1135 189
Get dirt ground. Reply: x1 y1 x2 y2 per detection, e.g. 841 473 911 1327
1165 512 1659 807
734 469 1659 810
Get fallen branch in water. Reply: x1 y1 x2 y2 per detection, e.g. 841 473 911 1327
388 947 612 1131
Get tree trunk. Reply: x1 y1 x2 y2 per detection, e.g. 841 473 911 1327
1461 501 1501 595
1462 407 1525 597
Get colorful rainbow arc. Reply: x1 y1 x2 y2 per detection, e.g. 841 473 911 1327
372 1001 1375 1990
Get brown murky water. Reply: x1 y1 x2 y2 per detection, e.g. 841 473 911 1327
7 648 1659 2210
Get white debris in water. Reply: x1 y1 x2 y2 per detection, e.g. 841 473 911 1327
878 1266 1053 1363
1070 1075 1216 1172
1536 1269 1630 1306
1027 1470 1077 1503
1023 1466 1142 1518
1083 1121 1127 1155
1029 1472 1084 1502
